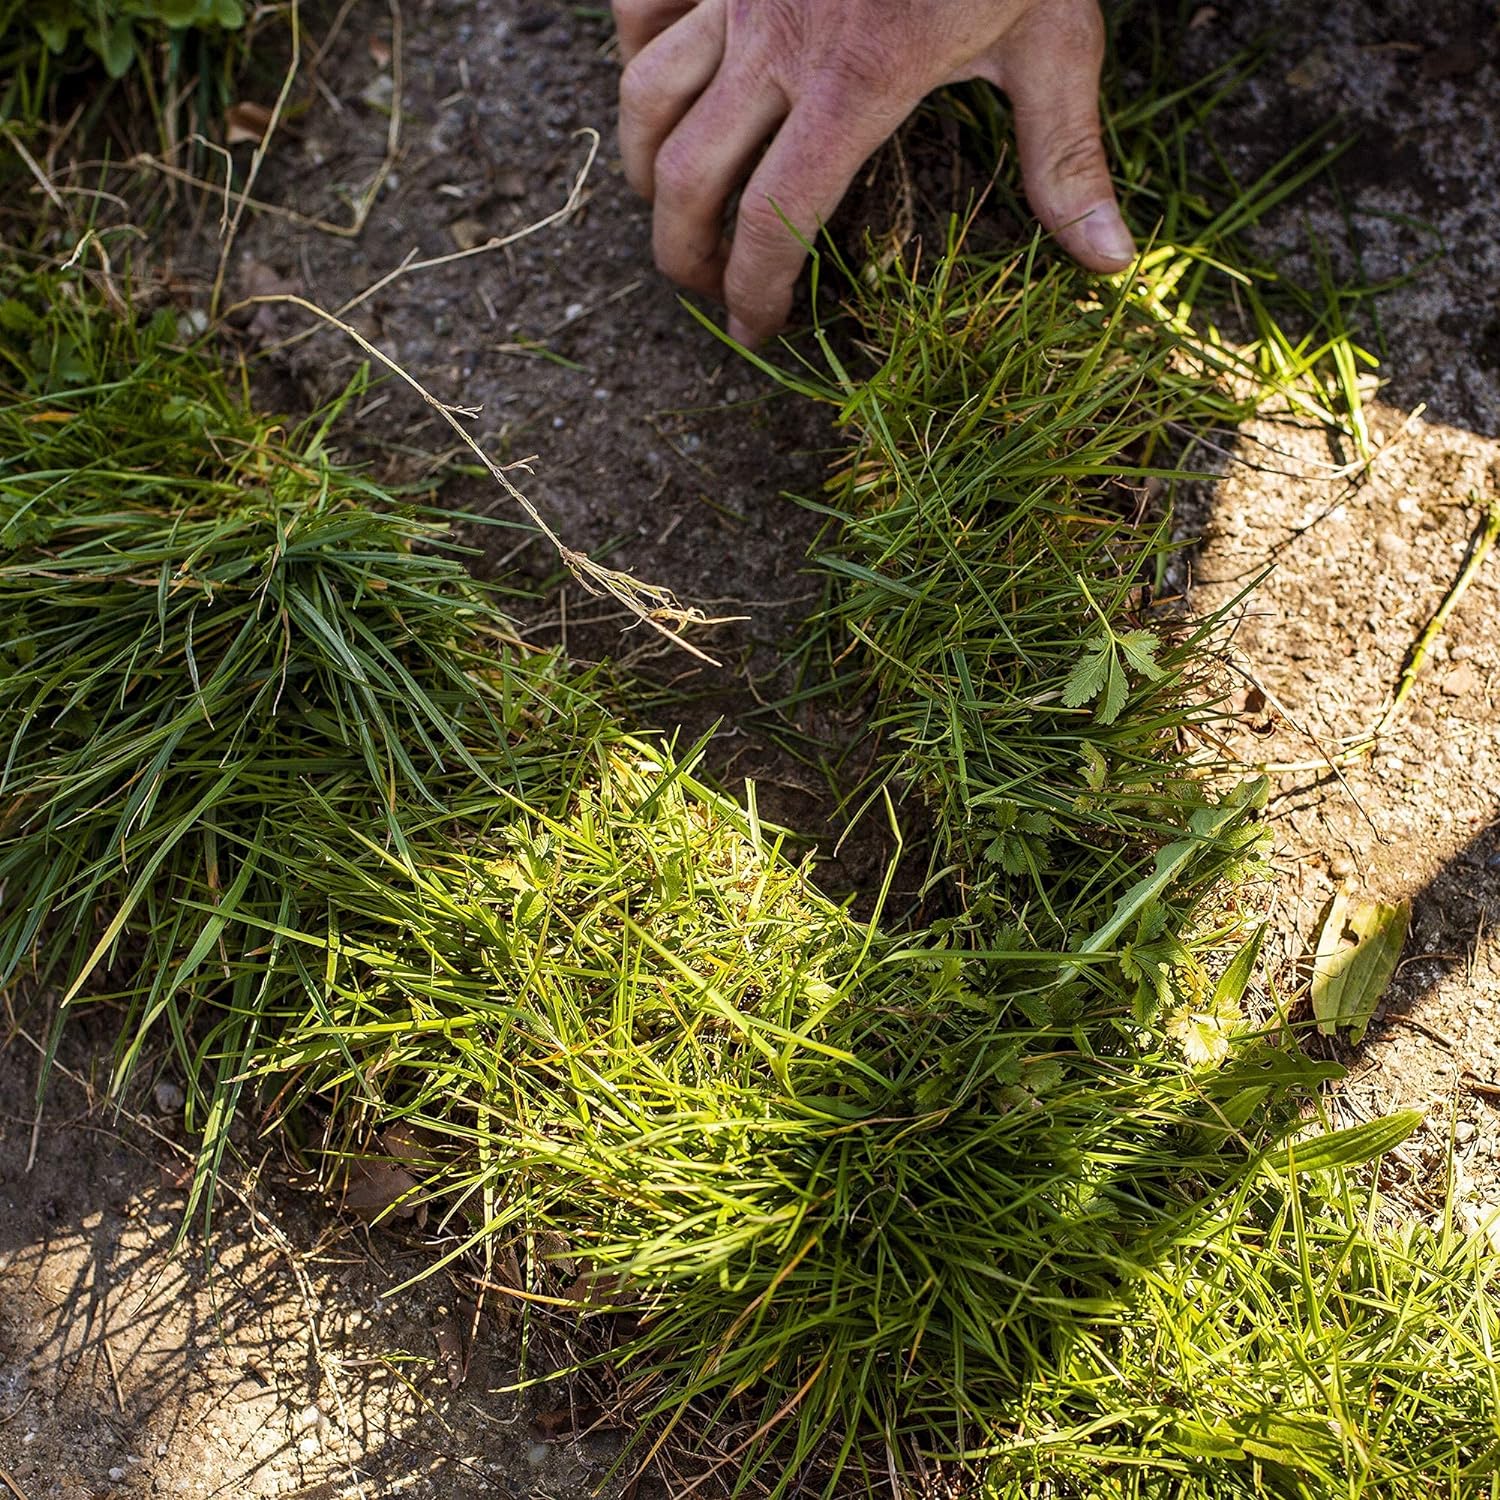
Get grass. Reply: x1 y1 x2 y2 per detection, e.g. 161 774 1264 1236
731 46 1385 993
0 22 1497 1498
2 257 1496 1499
0 262 623 1220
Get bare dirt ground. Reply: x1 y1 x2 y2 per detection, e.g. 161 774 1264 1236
1171 0 1500 1230
2 0 1497 1495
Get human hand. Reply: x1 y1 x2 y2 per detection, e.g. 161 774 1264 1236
613 0 1133 345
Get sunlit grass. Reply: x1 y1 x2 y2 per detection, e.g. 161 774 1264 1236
1 21 1496 1493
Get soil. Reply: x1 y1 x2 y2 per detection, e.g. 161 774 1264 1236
1168 0 1500 1229
3 0 1499 1495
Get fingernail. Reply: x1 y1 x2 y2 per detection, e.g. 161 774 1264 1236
727 315 758 349
1080 203 1136 269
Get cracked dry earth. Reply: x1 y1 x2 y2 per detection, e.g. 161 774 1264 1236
3 0 1499 1495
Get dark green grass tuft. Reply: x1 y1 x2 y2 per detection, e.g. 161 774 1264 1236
0 265 622 1223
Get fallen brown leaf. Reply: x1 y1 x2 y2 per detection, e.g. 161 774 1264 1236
225 101 273 146
380 1121 443 1167
339 1156 422 1222
562 1265 623 1306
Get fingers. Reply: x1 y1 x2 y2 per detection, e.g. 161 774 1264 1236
612 0 695 64
987 4 1134 272
723 93 904 344
650 68 790 298
618 0 725 198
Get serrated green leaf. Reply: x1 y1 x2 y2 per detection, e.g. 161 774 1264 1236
1098 650 1128 724
1133 901 1168 943
1023 1059 1065 1094
1117 627 1167 680
1311 894 1410 1044
1061 636 1110 708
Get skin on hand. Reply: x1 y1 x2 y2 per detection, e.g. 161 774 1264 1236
613 0 1134 346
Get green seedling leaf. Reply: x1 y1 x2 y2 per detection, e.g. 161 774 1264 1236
1311 892 1410 1044
1063 629 1161 724
1078 742 1107 792
1212 923 1266 1010
1066 780 1266 981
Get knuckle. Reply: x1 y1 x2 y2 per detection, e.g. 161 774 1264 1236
618 55 664 121
732 195 794 255
724 222 795 306
731 0 803 60
1045 129 1107 185
721 257 757 311
650 139 699 204
819 35 890 91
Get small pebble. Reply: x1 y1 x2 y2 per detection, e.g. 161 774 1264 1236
110 1467 127 1483
1442 662 1479 697
526 1442 550 1468
154 1080 185 1113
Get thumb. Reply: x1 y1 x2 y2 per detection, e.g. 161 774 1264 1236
987 6 1133 272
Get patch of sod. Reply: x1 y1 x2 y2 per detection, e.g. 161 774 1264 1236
2 261 1496 1498
0 266 625 1217
742 52 1383 1053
